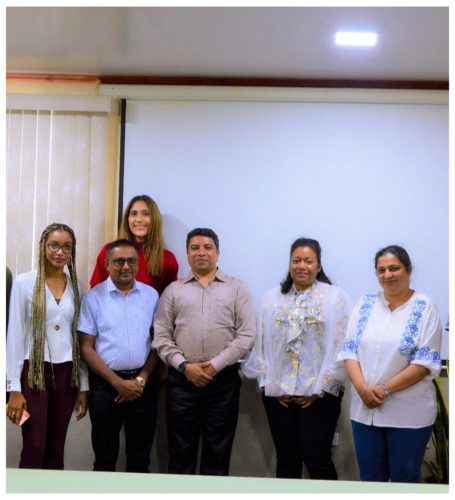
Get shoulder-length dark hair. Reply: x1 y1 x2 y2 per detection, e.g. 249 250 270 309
280 237 332 294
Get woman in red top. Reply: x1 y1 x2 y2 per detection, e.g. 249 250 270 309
90 195 178 295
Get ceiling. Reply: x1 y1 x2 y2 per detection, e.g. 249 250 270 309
6 6 449 82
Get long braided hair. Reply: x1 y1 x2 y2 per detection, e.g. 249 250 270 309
28 223 81 390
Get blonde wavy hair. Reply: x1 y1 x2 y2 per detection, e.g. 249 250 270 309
29 223 81 390
119 195 164 276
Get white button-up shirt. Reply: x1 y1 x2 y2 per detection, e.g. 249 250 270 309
338 291 442 428
77 277 159 370
6 270 88 392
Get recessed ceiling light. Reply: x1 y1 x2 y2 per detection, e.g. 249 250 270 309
335 31 378 47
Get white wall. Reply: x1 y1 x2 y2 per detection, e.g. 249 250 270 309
123 97 449 357
117 92 448 479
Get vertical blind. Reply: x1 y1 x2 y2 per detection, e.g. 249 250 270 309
6 102 119 287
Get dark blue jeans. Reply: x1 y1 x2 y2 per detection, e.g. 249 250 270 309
166 365 241 475
351 420 433 483
88 371 157 472
262 392 342 479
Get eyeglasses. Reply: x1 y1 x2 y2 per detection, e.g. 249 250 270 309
47 242 73 254
111 257 139 268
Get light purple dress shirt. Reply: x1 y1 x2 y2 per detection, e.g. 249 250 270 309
152 268 256 373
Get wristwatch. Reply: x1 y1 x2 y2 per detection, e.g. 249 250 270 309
178 361 189 373
135 376 146 387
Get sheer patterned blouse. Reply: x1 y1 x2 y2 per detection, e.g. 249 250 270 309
242 281 351 397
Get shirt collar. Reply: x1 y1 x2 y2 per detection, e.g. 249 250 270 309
182 267 228 284
379 290 414 310
292 280 318 296
106 276 138 295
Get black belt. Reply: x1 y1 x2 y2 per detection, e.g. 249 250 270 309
113 368 142 380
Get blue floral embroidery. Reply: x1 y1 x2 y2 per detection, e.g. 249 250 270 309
341 339 358 354
399 299 428 361
341 294 377 354
415 346 440 362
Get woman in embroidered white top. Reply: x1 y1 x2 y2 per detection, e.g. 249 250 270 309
338 245 442 483
6 223 89 469
242 238 351 479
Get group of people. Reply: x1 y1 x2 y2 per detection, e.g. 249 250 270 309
6 194 443 484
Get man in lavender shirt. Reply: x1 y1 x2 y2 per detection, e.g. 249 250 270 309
78 239 159 472
153 228 256 476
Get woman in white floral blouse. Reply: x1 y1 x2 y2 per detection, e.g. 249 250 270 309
243 237 351 479
338 245 442 483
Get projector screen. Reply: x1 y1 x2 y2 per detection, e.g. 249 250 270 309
122 95 449 357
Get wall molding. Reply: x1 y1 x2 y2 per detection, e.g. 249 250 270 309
98 76 448 90
6 94 120 114
7 74 448 91
100 84 448 105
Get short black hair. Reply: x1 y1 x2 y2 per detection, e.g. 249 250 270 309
186 228 219 250
106 239 137 260
374 245 412 273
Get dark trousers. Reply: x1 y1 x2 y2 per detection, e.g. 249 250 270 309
262 392 342 480
88 371 157 473
167 365 241 475
19 360 77 469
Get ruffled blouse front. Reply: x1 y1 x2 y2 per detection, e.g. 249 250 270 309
242 281 351 397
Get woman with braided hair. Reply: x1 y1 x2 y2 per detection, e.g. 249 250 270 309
6 223 88 469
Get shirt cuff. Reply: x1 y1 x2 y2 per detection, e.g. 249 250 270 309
7 378 21 392
210 355 227 373
169 353 187 370
412 359 441 379
77 327 97 336
79 379 89 391
336 351 358 362
79 365 89 391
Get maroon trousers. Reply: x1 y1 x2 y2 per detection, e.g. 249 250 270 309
19 360 77 469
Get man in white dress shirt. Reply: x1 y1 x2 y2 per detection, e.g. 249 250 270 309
78 239 159 472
